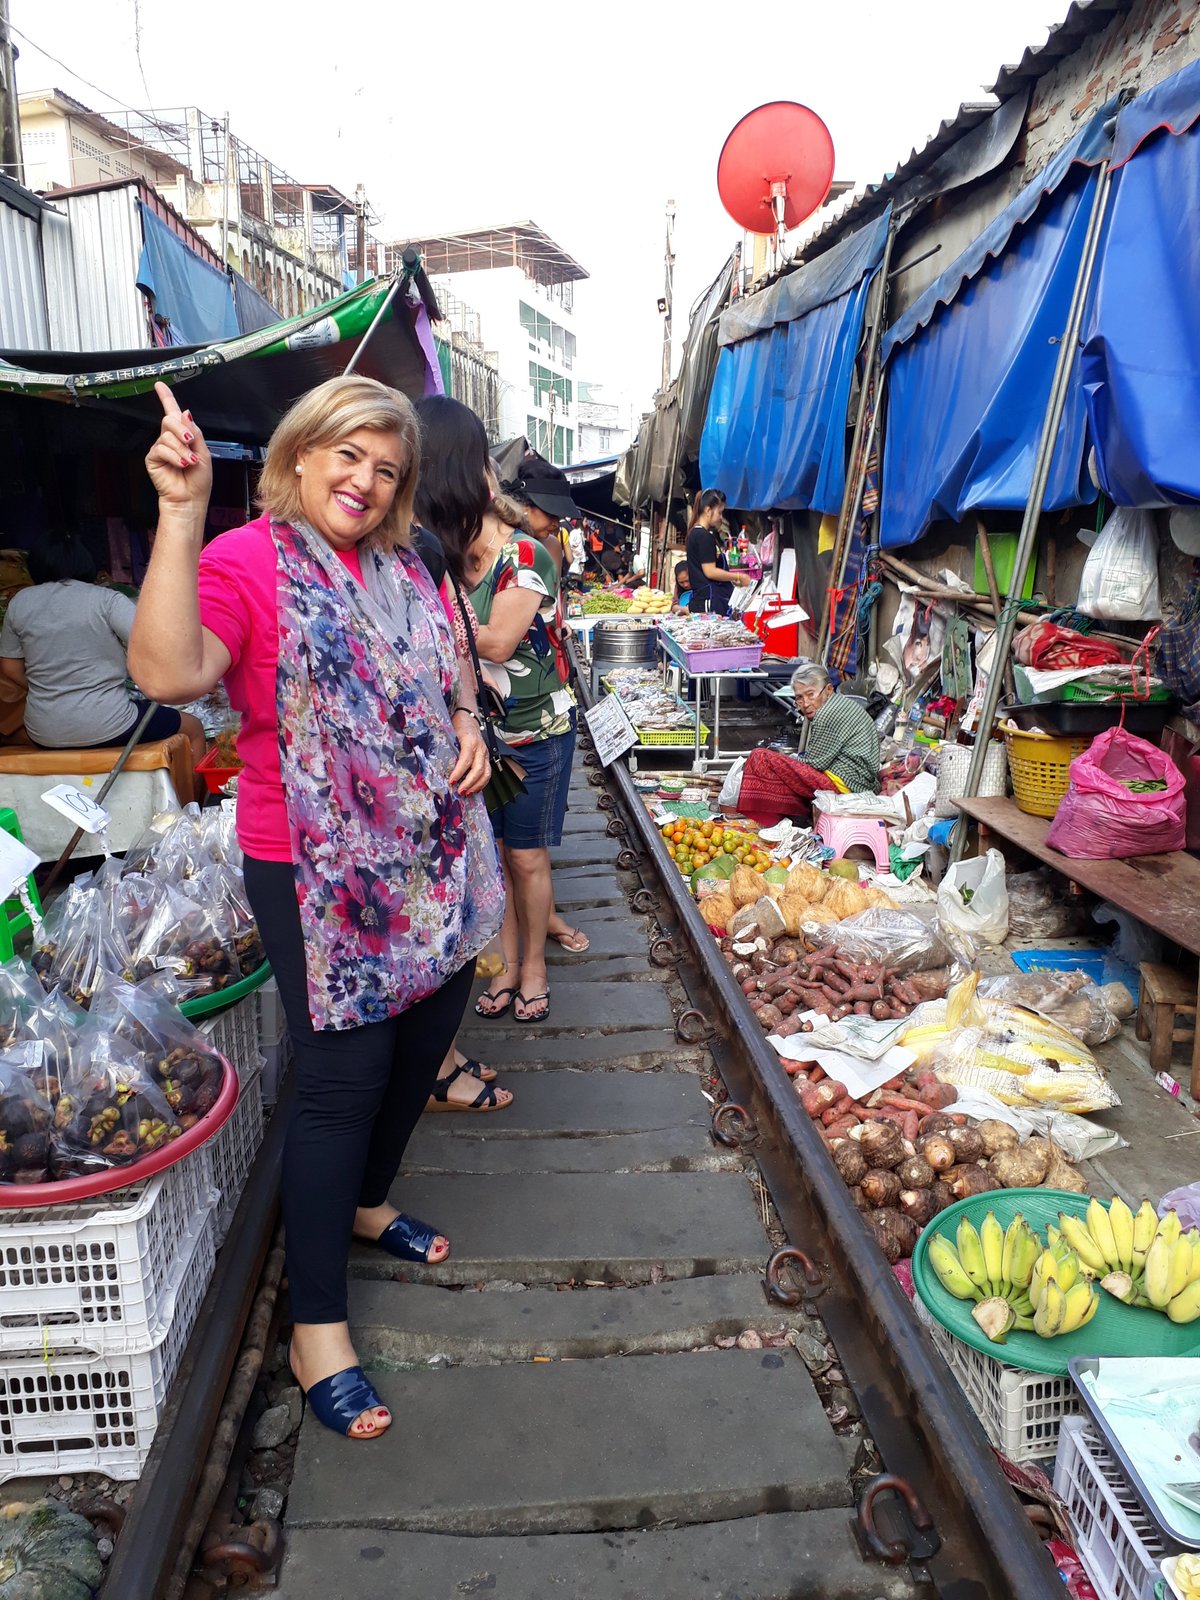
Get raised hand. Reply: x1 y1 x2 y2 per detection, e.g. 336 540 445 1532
145 381 212 511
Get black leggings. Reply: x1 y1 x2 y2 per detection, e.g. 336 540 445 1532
243 856 473 1324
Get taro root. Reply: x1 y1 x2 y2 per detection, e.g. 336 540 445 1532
899 1187 940 1227
896 1154 935 1191
771 940 803 967
832 1141 868 1187
977 1119 1019 1158
1043 1143 1087 1193
945 1163 1000 1200
931 1180 956 1214
864 1206 918 1264
917 1133 956 1173
856 1120 905 1170
946 1126 985 1164
755 1003 784 1033
918 1112 960 1137
988 1143 1050 1188
861 1168 902 1209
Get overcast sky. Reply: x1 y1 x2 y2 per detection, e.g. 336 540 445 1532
14 0 1067 420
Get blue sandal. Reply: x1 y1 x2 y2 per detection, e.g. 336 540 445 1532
375 1212 449 1264
289 1345 389 1440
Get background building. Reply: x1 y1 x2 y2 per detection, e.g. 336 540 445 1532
392 222 587 461
576 381 632 460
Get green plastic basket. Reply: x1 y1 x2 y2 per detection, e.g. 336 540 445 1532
180 960 271 1021
635 720 711 747
1062 681 1171 704
912 1188 1200 1378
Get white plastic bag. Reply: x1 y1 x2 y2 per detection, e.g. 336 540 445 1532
719 756 747 810
937 848 1009 944
1076 508 1161 622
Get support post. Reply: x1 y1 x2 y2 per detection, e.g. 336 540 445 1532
0 0 22 188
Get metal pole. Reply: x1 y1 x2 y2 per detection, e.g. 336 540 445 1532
0 0 22 187
949 159 1114 863
219 114 231 269
42 700 159 893
355 183 367 285
342 273 404 376
660 200 675 393
817 218 897 656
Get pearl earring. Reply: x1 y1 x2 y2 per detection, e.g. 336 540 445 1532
295 464 303 475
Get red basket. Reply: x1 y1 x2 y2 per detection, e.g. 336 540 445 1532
196 744 243 795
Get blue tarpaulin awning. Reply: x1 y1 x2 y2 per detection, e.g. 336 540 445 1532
1083 57 1200 506
879 111 1114 549
699 210 890 515
136 205 239 346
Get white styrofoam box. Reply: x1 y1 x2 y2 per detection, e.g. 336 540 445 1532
0 1212 214 1482
200 994 261 1084
914 1295 1079 1463
210 1063 264 1246
0 1149 217 1355
1054 1417 1174 1600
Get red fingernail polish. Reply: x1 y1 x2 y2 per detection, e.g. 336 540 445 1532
190 453 199 464
183 431 193 443
180 456 189 467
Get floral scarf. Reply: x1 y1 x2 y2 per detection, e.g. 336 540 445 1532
272 519 503 1031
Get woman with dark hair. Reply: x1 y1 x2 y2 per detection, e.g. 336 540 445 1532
0 531 205 771
415 397 579 1024
684 489 750 615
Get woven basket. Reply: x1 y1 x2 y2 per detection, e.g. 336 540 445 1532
934 740 1009 818
1004 727 1091 818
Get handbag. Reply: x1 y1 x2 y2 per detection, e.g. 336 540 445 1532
448 575 528 815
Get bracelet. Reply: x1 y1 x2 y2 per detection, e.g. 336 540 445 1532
452 706 484 728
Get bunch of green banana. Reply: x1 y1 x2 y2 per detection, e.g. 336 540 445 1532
1088 1202 1200 1324
925 1211 1042 1343
1027 1239 1099 1338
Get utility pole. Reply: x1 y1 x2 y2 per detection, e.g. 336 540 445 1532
0 0 23 188
548 384 558 463
219 114 231 268
660 199 675 394
355 184 367 284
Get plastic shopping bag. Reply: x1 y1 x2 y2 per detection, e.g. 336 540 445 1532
1076 509 1160 622
1045 727 1185 859
937 848 1009 944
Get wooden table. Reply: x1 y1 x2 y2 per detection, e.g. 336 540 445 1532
958 795 1200 1093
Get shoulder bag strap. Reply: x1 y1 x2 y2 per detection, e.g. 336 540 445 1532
447 572 504 764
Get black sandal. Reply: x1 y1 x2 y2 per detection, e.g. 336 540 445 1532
474 984 517 1018
427 1063 510 1113
515 990 550 1023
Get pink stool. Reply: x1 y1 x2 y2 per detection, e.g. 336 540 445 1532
815 810 891 871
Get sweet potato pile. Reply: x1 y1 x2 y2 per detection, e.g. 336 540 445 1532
728 945 951 1035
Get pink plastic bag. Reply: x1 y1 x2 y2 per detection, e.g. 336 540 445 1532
1045 727 1186 859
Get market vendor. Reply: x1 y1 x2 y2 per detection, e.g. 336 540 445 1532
685 490 751 615
0 532 206 774
736 661 881 827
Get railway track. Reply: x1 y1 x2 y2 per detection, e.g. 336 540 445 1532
100 657 1065 1600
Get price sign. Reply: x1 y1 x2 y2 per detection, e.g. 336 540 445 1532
584 693 638 767
0 829 37 902
41 784 112 835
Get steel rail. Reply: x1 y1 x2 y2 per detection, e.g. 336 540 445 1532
573 643 1063 1597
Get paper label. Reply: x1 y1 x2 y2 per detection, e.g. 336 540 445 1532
584 694 638 767
41 784 111 834
286 316 338 351
0 828 38 902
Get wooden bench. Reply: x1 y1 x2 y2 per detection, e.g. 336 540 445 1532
957 794 1200 1095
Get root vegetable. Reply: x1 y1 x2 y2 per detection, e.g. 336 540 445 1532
864 1207 918 1264
800 1082 841 1118
833 1142 868 1186
987 1144 1049 1188
931 1181 956 1214
861 1169 902 1209
858 1120 905 1170
915 1081 957 1110
825 1115 860 1139
977 1120 1019 1157
750 952 777 975
1042 1143 1087 1193
899 1188 940 1227
848 1184 866 1209
916 1133 956 1173
755 1003 783 1032
945 1164 1001 1199
945 1127 985 1164
896 1154 935 1190
919 1111 967 1134
771 940 803 967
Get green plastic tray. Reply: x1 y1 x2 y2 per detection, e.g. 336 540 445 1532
912 1188 1200 1377
180 959 271 1020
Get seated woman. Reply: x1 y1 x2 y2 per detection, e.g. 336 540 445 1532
737 661 880 827
0 533 205 771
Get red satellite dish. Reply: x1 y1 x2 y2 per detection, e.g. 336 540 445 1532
717 101 835 239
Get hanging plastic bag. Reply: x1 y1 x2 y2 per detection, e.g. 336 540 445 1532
87 975 227 1132
0 957 46 1047
719 756 747 811
1076 509 1161 622
1045 727 1186 859
937 848 1009 944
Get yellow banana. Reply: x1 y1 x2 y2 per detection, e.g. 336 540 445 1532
1060 1281 1099 1334
1167 1280 1200 1325
1169 1237 1194 1301
981 1212 1005 1296
1057 1214 1110 1277
1034 1279 1066 1338
1157 1210 1183 1249
1144 1234 1174 1310
1132 1200 1158 1265
1087 1198 1120 1272
1190 1233 1200 1286
1029 1249 1056 1311
1010 1228 1040 1295
1046 1223 1061 1251
1047 1250 1080 1295
1107 1197 1135 1275
956 1218 990 1296
928 1235 982 1302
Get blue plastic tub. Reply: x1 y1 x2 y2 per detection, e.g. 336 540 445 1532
1010 946 1140 1004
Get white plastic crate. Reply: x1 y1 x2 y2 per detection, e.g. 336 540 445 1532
1054 1417 1174 1600
210 1063 264 1246
200 993 261 1083
257 977 285 1045
914 1295 1080 1463
0 1150 217 1356
260 1034 291 1107
0 1212 213 1482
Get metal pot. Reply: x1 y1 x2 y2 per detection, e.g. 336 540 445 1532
591 619 658 667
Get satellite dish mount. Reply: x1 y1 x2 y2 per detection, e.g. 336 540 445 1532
717 102 835 268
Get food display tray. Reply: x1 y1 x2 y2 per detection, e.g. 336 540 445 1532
656 627 763 675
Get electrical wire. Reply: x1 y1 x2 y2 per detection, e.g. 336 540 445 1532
6 19 150 118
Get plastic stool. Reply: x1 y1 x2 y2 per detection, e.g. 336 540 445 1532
815 809 891 871
0 807 41 961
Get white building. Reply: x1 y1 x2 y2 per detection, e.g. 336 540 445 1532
392 222 587 465
576 381 632 461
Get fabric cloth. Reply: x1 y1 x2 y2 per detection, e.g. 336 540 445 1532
244 855 473 1324
97 697 183 748
270 517 503 1032
490 714 576 848
685 525 732 613
803 693 881 793
738 748 837 827
468 535 574 747
1012 620 1123 671
198 514 363 862
0 581 139 746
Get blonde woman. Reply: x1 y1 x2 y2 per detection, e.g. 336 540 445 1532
130 377 503 1442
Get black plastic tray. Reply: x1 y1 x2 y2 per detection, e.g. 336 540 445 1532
1001 698 1172 737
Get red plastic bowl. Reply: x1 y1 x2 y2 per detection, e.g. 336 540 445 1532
0 1057 240 1208
195 745 243 796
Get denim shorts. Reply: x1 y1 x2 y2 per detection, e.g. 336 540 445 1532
491 716 576 850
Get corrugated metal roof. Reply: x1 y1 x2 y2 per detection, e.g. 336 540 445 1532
802 0 1122 255
0 200 49 349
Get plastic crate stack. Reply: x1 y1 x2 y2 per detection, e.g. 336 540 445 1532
1053 1417 1179 1600
0 1152 218 1482
200 994 266 1245
255 978 291 1107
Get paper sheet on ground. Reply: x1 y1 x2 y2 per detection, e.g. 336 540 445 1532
1079 1360 1200 1544
768 1015 916 1098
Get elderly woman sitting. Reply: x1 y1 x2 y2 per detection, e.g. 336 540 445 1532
737 662 880 827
